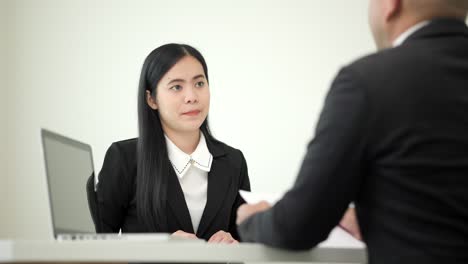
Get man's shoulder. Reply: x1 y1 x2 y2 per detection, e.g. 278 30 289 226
347 46 416 75
342 44 428 91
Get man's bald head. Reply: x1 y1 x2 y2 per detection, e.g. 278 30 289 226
406 0 468 20
368 0 468 50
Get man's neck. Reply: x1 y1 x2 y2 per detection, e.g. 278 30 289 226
387 14 424 45
392 20 430 47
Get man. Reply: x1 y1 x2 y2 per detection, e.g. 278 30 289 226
237 0 468 263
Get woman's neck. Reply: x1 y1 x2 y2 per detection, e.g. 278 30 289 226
165 129 201 155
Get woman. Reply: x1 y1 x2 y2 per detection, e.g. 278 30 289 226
96 44 250 243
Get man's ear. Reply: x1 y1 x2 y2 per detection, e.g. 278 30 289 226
146 90 158 110
384 0 402 22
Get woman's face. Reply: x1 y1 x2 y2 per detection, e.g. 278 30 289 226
147 55 210 136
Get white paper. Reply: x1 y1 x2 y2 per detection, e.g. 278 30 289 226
239 190 282 205
318 227 365 248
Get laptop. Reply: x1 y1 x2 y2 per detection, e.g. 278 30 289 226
40 129 182 242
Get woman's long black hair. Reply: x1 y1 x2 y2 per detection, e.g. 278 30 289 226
136 43 215 231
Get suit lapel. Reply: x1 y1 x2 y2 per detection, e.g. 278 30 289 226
196 137 232 238
167 166 195 234
165 134 231 237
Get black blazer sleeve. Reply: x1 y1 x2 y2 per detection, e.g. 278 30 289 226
238 67 369 249
96 143 132 233
229 151 251 240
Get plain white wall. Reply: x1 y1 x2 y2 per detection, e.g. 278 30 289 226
0 0 5 237
0 0 13 238
0 0 4 237
4 0 377 239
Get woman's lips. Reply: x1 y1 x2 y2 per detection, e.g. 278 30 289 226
182 110 201 116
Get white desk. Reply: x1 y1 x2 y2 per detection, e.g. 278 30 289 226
0 239 366 263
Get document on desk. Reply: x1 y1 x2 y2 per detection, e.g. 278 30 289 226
239 191 365 249
239 190 283 205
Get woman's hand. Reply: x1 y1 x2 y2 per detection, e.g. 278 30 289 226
171 230 198 240
208 230 238 244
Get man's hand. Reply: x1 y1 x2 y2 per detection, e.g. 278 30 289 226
171 230 198 239
339 207 362 241
236 201 271 225
208 230 238 244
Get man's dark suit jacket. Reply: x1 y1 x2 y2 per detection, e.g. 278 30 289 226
238 19 468 263
96 136 250 241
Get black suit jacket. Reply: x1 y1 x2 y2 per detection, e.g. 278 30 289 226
96 136 250 241
239 19 468 263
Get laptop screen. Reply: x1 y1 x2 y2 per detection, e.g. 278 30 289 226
41 129 96 235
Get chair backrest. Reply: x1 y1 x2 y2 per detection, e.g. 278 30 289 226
86 173 102 232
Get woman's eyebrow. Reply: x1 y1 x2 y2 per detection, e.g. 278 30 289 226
167 74 205 85
167 78 185 85
192 74 206 80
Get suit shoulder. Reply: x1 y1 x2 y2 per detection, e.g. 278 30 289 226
111 138 138 149
106 138 138 161
346 45 421 77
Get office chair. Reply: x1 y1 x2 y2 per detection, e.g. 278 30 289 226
86 172 102 232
